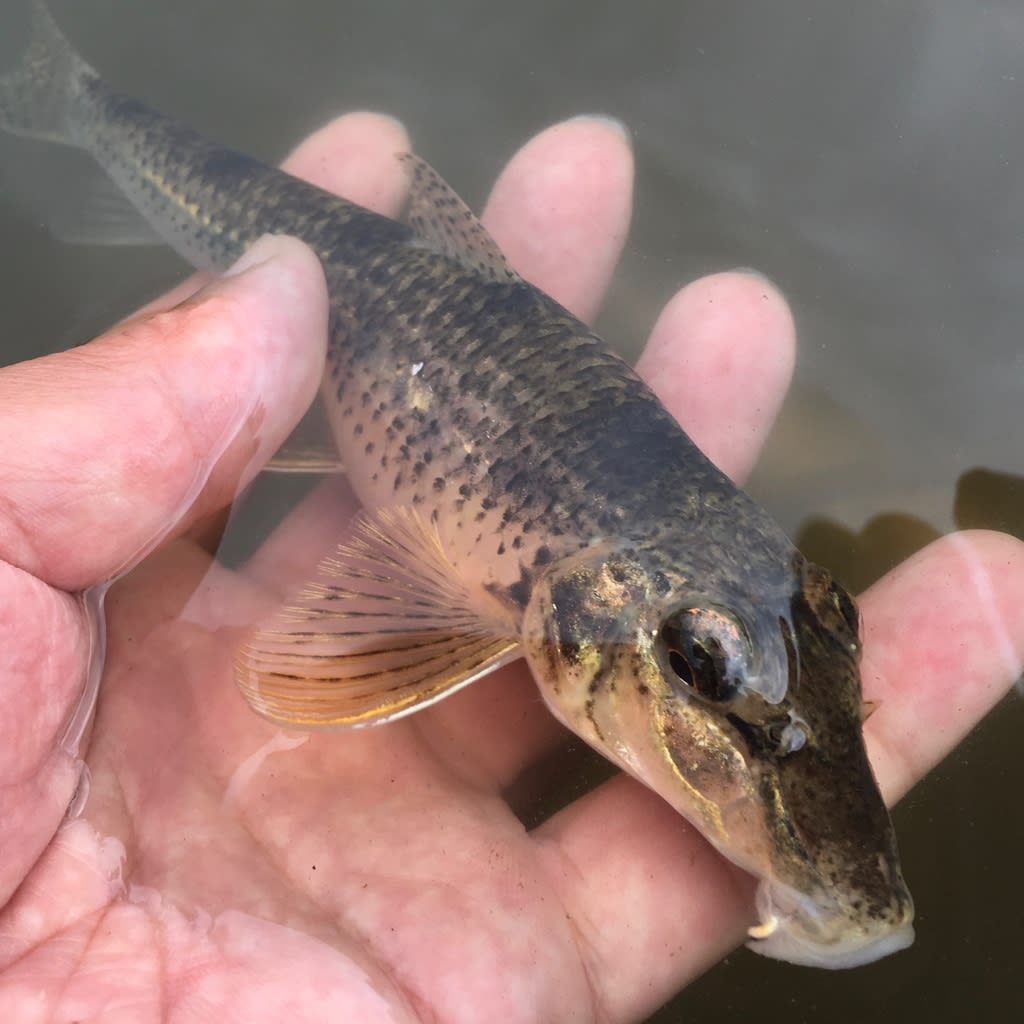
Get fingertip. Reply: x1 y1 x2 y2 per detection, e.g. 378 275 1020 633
635 270 796 483
282 111 412 216
483 116 634 320
862 528 1024 802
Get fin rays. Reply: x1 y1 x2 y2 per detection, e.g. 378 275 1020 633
235 506 522 728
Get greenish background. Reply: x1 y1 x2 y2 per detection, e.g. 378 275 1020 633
1 1 1021 1019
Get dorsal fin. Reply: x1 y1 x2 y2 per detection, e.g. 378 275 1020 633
398 153 520 283
234 506 522 728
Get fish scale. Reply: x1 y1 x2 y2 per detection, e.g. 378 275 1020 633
0 0 917 969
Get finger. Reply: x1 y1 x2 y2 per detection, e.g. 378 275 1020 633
0 566 93 906
0 235 327 591
533 529 1024 1020
635 270 796 484
860 529 1024 803
283 111 411 213
482 116 634 323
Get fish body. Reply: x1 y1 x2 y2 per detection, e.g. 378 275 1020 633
1 1 914 967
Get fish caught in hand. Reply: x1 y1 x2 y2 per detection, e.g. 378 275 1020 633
0 1 915 968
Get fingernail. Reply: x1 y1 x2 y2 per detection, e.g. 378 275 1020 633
567 114 632 145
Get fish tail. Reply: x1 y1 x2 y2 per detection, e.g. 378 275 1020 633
0 1 94 143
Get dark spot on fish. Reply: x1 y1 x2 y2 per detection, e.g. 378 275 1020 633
533 545 553 566
433 477 446 492
506 571 532 609
512 536 523 550
637 683 649 696
481 497 496 511
458 483 472 498
364 441 375 455
497 541 506 555
354 423 363 436
393 471 403 490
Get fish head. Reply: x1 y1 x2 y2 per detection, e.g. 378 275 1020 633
523 543 914 968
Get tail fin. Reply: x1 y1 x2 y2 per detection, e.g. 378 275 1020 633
0 1 94 143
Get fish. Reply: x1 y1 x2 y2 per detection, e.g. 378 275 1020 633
0 0 914 968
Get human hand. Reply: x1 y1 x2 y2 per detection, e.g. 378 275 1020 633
1 113 1022 1023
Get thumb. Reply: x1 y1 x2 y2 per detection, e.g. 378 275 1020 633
0 234 328 591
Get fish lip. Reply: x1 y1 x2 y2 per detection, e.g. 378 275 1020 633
745 878 915 969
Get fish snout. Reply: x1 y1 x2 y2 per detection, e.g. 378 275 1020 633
746 875 915 969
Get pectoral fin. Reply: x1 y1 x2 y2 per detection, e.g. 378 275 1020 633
235 506 521 728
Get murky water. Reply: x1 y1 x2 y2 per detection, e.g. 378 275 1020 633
1 0 1021 1019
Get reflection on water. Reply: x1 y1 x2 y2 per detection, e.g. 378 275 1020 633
1 0 1022 1020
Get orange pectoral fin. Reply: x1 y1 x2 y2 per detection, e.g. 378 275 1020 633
234 506 522 728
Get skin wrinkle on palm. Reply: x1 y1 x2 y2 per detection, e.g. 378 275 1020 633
0 113 1020 1023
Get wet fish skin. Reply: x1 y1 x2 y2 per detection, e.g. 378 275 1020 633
0 1 914 967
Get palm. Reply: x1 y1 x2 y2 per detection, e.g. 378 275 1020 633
93 542 595 1019
1 114 1022 1024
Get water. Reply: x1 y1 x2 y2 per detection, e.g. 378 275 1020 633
1 0 1021 1019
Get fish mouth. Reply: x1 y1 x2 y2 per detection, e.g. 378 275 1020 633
745 878 915 969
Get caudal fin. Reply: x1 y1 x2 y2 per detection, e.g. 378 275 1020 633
0 0 94 143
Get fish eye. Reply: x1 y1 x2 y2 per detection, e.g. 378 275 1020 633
657 607 745 702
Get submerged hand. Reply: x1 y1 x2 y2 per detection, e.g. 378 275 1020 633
1 114 1022 1023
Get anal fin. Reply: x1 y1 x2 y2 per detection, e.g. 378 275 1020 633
235 506 522 728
